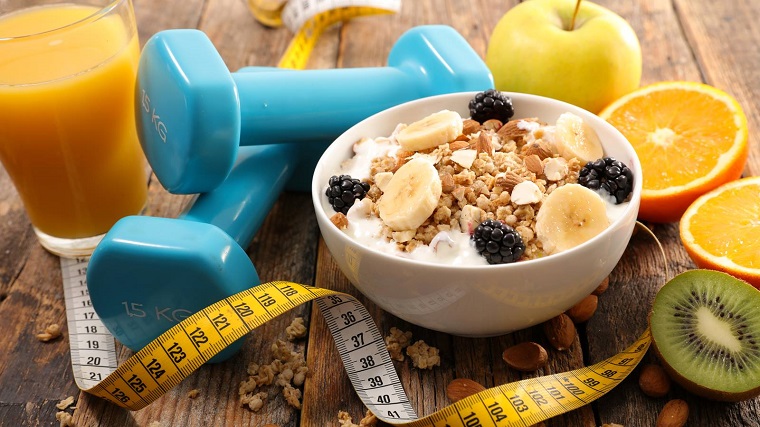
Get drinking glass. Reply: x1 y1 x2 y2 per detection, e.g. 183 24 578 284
0 0 148 257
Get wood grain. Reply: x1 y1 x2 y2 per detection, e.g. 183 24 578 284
1 0 759 426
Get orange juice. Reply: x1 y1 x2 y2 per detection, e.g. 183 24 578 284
0 3 147 239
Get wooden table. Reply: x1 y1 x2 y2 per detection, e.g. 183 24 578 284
2 1 759 426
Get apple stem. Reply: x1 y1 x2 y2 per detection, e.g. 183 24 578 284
570 0 582 31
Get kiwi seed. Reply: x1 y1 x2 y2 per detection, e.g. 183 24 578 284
650 269 760 402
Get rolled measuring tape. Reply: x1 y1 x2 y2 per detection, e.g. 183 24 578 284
247 0 402 69
62 255 650 425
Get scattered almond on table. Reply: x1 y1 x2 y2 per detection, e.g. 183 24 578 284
638 364 671 398
502 341 548 372
543 313 576 351
446 378 486 402
656 399 689 427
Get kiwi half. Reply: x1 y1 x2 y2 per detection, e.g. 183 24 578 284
650 269 760 402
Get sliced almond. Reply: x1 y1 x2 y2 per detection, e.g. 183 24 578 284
482 119 503 131
451 149 477 169
565 294 598 323
446 378 486 402
511 181 542 205
502 342 548 372
543 313 576 351
543 157 568 181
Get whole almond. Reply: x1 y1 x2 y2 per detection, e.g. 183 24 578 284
502 342 548 372
495 171 523 192
565 294 598 323
446 378 486 402
592 276 610 296
656 399 688 427
543 313 576 351
524 154 544 175
476 131 494 155
639 364 671 398
524 140 554 159
449 139 470 151
462 119 480 135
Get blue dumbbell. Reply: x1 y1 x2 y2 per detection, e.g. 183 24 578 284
87 144 293 362
136 25 493 194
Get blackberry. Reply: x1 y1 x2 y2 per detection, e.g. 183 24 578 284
471 219 525 265
468 89 515 124
578 157 634 204
326 175 370 215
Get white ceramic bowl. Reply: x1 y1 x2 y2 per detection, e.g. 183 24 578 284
311 92 642 337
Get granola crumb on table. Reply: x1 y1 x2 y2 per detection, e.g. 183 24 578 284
285 316 308 341
384 327 413 361
55 411 75 427
239 334 309 411
37 323 63 342
337 409 378 427
56 396 75 410
406 340 441 369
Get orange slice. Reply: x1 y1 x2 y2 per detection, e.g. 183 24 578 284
680 176 760 289
599 81 748 223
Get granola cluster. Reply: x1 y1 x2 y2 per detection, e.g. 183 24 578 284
345 116 581 261
384 327 440 369
239 317 309 411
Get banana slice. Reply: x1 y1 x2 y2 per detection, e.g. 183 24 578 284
396 110 464 152
554 112 604 163
535 184 610 254
378 157 442 231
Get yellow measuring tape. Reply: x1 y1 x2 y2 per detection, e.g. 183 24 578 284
81 280 650 425
247 0 400 69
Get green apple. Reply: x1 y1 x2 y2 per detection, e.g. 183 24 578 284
486 0 642 113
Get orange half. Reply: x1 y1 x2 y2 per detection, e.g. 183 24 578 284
599 81 748 223
680 176 760 288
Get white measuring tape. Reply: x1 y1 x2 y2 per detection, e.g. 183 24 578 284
60 257 119 390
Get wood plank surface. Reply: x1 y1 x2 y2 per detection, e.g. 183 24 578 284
0 0 759 426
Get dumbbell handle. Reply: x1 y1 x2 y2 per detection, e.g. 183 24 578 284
237 67 417 143
180 143 292 247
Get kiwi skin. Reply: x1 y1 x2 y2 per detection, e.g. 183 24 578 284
649 269 760 402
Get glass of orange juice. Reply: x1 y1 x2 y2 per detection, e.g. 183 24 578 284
0 0 148 257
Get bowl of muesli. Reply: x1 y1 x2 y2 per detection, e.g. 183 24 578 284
312 90 641 336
